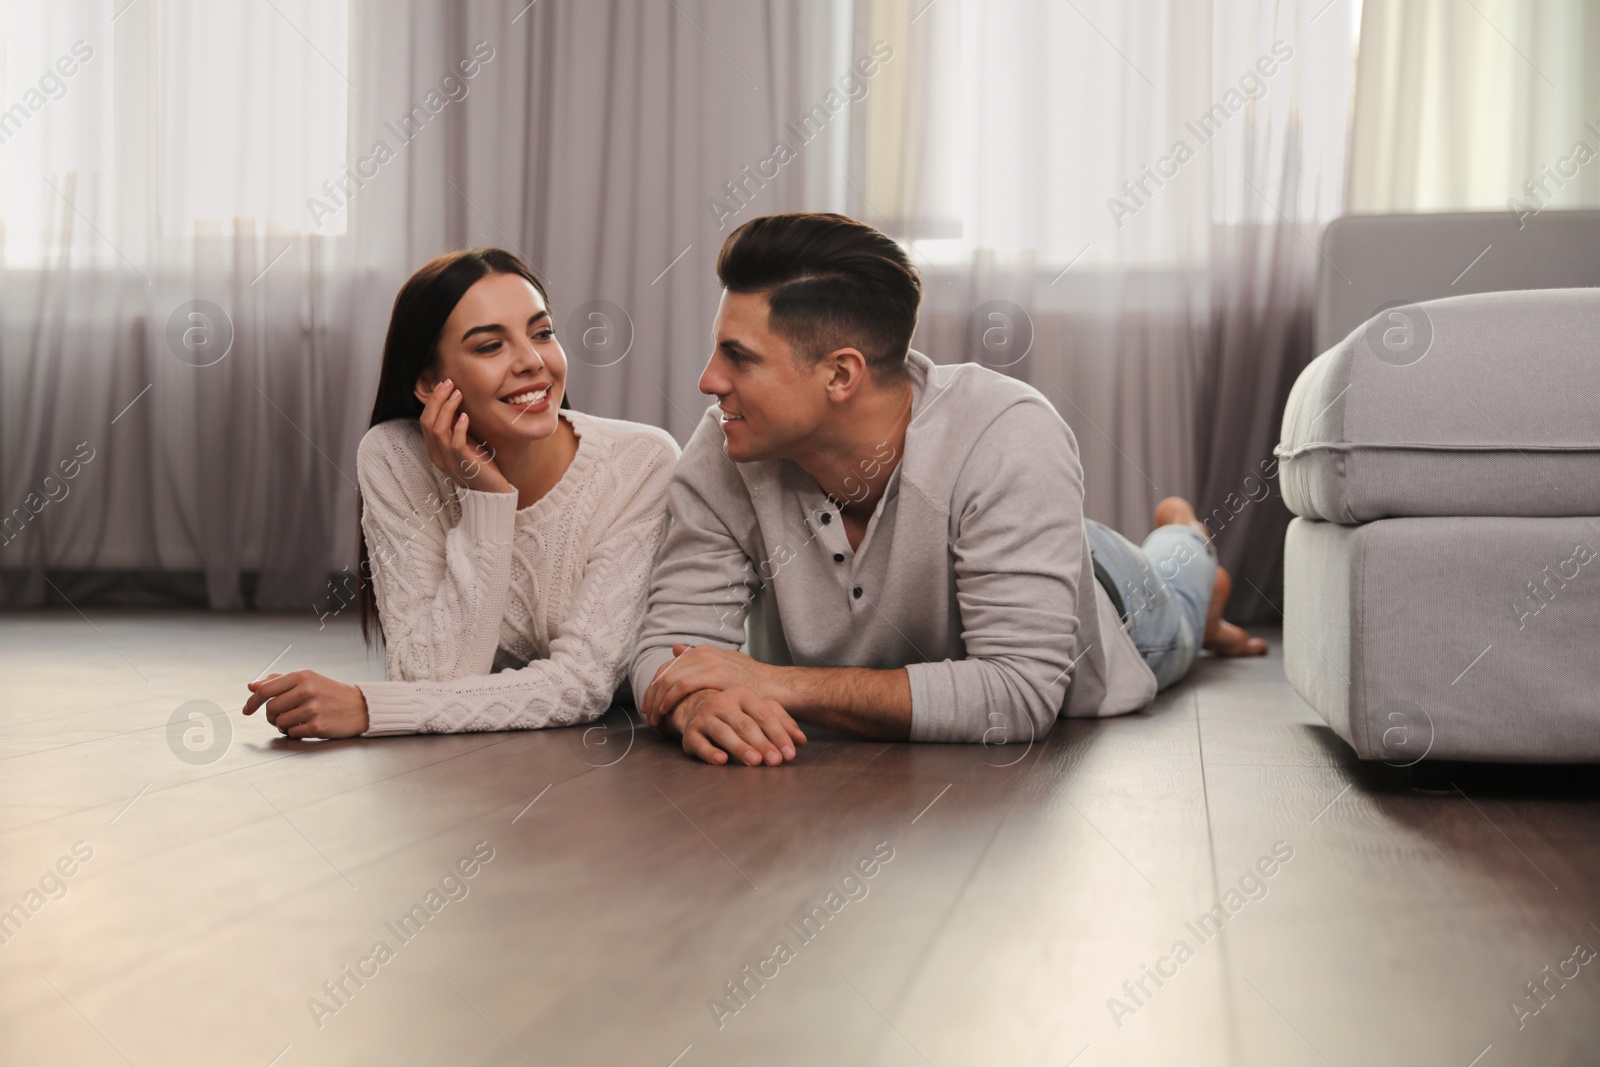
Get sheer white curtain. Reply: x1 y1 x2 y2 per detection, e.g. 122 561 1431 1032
3 0 383 609
3 0 1354 621
844 0 1359 619
5 1 327 608
0 0 844 610
1348 0 1600 213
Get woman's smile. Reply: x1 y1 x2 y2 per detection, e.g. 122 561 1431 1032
500 381 553 418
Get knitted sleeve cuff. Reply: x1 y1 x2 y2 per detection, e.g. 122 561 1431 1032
455 485 519 544
357 681 425 736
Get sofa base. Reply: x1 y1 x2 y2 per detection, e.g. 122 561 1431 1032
1284 516 1600 763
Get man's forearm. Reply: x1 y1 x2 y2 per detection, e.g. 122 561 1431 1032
777 666 912 740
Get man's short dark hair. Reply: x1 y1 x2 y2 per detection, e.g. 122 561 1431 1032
715 212 922 382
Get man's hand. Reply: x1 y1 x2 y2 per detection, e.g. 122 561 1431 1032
663 687 807 766
641 643 788 727
242 670 370 739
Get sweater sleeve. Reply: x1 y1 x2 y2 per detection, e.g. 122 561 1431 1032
629 411 759 703
357 423 519 683
903 399 1091 744
356 434 678 735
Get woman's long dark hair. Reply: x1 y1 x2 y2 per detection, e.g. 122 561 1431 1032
356 247 570 646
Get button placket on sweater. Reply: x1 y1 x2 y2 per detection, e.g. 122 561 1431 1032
808 499 862 611
807 467 900 614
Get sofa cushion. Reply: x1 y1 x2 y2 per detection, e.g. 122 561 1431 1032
1277 288 1600 524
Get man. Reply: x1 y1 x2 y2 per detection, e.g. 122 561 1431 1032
631 212 1266 767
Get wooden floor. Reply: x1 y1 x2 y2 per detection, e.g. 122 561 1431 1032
2 610 1598 1067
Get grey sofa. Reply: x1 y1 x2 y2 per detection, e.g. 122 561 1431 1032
1277 211 1600 763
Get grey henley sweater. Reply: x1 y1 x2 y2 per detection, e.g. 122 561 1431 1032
629 349 1156 742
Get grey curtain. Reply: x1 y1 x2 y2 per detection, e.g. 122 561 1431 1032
1195 220 1318 623
0 0 840 611
2 0 1347 625
838 0 1353 624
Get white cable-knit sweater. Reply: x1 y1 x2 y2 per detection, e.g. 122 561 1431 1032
353 409 679 735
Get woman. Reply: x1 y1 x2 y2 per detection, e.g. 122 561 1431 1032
241 248 678 738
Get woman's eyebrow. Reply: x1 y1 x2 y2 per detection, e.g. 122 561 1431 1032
461 323 504 341
461 310 549 342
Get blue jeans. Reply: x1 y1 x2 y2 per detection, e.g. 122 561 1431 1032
1085 518 1217 691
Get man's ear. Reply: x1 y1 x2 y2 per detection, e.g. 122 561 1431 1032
822 346 869 401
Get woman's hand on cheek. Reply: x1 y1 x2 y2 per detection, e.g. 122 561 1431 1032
417 378 515 496
242 670 371 739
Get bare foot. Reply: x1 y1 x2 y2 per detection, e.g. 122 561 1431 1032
1201 566 1268 657
1153 495 1214 547
1155 496 1267 656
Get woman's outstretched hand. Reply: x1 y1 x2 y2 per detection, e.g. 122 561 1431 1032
243 670 370 739
419 378 515 495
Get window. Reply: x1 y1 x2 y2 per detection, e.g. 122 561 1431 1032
853 0 1361 269
157 0 349 235
0 0 349 269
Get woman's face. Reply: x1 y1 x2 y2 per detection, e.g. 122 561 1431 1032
418 272 568 447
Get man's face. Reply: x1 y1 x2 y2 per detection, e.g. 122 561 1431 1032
700 290 829 462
